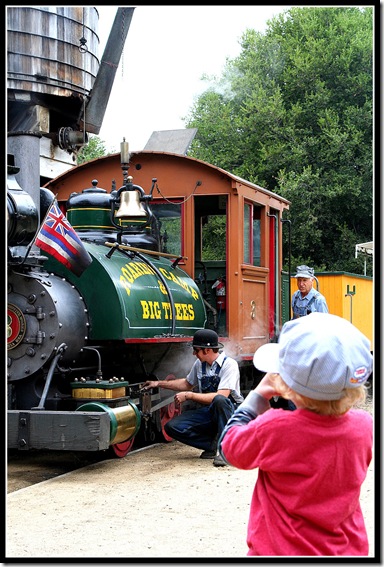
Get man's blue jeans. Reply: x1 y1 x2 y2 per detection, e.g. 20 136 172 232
164 394 236 452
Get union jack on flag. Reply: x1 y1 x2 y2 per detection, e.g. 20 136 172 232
35 200 92 277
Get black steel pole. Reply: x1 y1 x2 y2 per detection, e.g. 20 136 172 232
281 218 291 319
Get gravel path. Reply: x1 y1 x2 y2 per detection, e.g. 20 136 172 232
6 388 375 560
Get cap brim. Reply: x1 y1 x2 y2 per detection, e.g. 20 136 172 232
253 343 280 373
190 342 224 349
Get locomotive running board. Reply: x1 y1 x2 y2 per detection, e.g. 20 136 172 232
8 410 111 452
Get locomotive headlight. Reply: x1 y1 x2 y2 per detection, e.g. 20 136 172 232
7 190 39 246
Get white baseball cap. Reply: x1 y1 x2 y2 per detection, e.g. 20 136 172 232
253 313 372 400
294 265 314 278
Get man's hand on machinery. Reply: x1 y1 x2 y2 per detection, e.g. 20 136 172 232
141 380 159 391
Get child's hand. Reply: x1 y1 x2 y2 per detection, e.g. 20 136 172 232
255 373 280 400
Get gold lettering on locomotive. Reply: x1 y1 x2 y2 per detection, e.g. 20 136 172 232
180 303 191 319
173 303 195 320
140 300 161 319
174 303 184 320
121 262 158 296
158 268 199 300
141 300 150 318
121 263 199 304
130 262 155 278
158 280 167 294
162 302 172 319
141 301 195 321
120 271 132 295
151 301 162 319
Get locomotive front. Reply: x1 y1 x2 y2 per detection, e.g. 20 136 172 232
7 144 207 456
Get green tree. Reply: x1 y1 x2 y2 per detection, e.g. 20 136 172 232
185 7 374 275
77 134 108 164
202 215 226 261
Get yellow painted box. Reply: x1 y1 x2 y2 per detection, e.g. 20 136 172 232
291 272 373 351
71 381 128 399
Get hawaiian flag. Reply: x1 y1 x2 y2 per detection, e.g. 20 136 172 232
35 200 92 277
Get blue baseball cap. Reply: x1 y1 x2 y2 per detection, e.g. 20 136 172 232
253 313 372 400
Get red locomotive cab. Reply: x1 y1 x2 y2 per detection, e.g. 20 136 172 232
212 277 226 310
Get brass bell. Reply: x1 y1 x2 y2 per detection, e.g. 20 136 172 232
115 190 147 218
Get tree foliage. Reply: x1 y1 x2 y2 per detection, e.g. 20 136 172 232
184 7 374 275
77 134 108 165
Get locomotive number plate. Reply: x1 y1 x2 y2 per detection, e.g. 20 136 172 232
7 303 26 350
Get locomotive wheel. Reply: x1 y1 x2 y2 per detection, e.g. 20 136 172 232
160 402 180 442
109 438 135 458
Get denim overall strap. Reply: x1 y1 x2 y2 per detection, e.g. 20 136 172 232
292 294 317 319
201 357 227 393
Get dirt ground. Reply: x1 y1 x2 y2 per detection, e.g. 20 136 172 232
6 423 376 561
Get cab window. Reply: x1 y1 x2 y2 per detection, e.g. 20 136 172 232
244 203 261 266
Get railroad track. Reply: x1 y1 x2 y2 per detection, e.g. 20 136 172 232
7 449 107 493
7 417 167 494
7 443 158 494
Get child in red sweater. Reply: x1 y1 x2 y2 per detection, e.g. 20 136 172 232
219 312 373 556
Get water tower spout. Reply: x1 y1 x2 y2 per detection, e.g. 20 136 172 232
80 7 135 134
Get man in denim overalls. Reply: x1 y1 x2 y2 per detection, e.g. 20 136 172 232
291 265 329 319
287 265 329 411
142 329 243 467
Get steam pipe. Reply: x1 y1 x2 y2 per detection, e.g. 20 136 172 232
33 343 67 410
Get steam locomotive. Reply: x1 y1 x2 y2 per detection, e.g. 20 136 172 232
7 142 290 457
7 151 210 457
